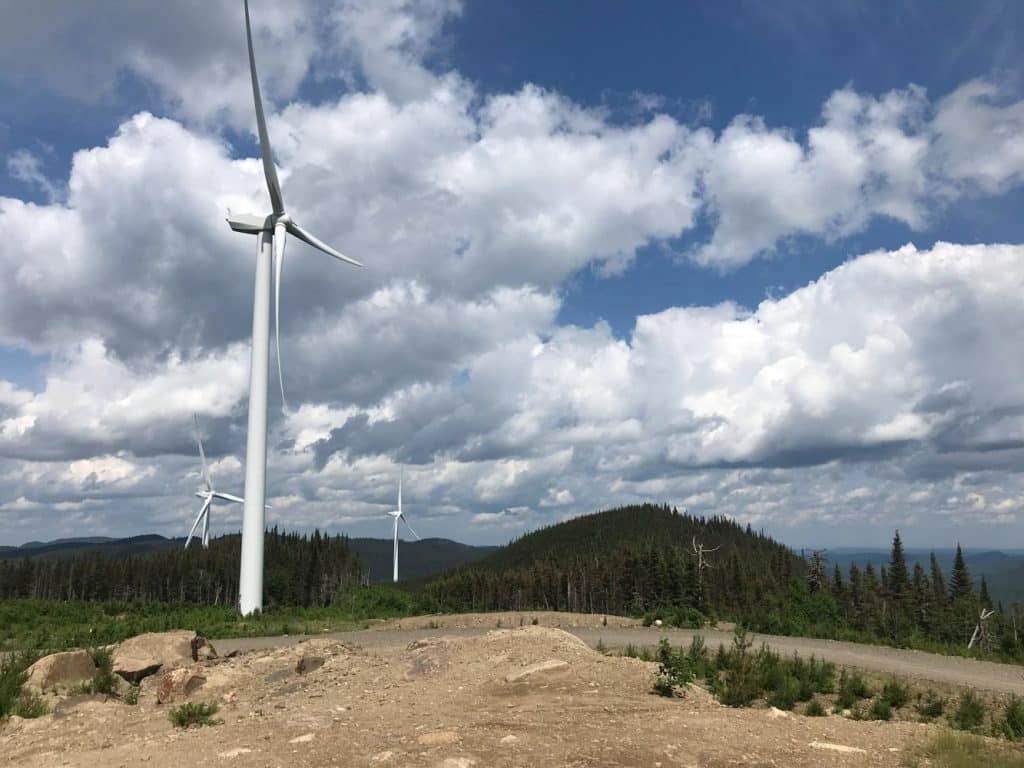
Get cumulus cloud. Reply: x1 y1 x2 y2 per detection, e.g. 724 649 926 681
1 0 1023 545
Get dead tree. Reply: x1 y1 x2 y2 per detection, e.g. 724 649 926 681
967 608 996 650
691 537 720 604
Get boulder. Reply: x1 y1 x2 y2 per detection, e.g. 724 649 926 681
155 668 207 705
23 650 96 694
112 630 208 684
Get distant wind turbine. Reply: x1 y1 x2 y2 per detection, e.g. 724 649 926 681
185 415 244 550
227 0 364 614
388 468 421 583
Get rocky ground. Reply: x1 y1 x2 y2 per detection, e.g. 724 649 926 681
4 621 1006 767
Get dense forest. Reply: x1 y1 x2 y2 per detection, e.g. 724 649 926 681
426 504 1024 656
0 527 364 608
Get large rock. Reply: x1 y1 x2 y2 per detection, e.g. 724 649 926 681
112 630 214 684
23 650 96 694
155 668 207 704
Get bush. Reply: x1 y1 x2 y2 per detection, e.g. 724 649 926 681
716 628 759 707
915 690 946 721
835 668 872 709
72 647 118 696
880 678 909 709
0 649 39 720
13 692 48 719
123 685 139 706
869 698 892 721
996 696 1024 741
949 690 986 732
804 699 826 717
767 675 800 710
169 701 223 728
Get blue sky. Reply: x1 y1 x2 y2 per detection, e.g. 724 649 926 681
0 0 1023 549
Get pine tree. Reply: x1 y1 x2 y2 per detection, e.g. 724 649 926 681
888 530 909 598
948 544 973 600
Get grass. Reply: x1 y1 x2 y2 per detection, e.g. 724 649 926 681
168 701 223 728
907 732 1024 768
0 591 438 652
71 647 118 695
997 697 1024 741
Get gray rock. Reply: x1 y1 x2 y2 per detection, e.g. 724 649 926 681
504 659 570 683
112 630 203 684
295 655 325 674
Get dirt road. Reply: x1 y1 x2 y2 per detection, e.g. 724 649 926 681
215 614 1024 695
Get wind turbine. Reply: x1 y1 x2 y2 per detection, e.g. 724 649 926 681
227 0 363 614
185 415 244 549
388 468 421 583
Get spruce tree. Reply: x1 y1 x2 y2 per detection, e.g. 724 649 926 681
888 530 909 598
948 544 973 600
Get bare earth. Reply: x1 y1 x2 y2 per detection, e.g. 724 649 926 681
2 613 1022 767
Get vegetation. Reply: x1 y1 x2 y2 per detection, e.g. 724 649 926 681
168 701 222 728
949 689 987 732
0 650 39 721
910 733 1024 768
997 697 1024 742
835 668 872 710
804 698 826 716
915 690 946 721
880 677 910 709
869 697 893 721
72 647 117 695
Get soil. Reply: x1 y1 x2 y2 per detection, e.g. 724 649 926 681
4 615 1004 768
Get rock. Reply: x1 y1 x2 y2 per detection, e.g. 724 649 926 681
809 741 867 755
653 619 663 627
295 655 325 674
156 668 207 705
218 747 252 759
441 759 476 768
768 707 791 719
192 636 218 661
112 630 203 684
52 694 109 719
504 659 570 683
418 730 460 746
24 650 96 693
289 733 315 744
500 735 518 744
370 751 394 763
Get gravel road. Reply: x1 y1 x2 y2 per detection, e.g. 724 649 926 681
215 623 1024 695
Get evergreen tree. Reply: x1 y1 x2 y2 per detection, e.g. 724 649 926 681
949 544 973 600
888 530 909 598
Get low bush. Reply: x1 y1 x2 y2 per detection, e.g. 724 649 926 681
0 650 39 720
804 698 826 717
915 690 946 721
996 696 1024 741
949 689 987 732
869 698 893 721
169 701 222 728
13 692 48 719
766 675 800 710
880 678 910 709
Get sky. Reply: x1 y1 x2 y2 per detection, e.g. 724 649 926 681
0 0 1023 549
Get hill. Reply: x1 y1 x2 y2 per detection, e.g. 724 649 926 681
426 503 805 624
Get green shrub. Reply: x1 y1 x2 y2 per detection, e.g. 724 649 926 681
804 699 827 717
652 672 676 697
996 696 1024 741
915 690 946 721
880 678 909 709
595 638 608 655
0 650 39 720
169 701 222 728
949 690 986 732
835 668 872 709
716 628 759 707
869 698 892 721
767 675 800 710
12 692 48 719
72 647 117 696
123 685 139 706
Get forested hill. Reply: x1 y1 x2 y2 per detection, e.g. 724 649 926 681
426 503 805 623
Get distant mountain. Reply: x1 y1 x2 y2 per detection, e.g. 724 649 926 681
0 532 497 584
348 538 498 584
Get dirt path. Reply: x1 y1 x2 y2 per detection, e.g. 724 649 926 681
214 613 1024 695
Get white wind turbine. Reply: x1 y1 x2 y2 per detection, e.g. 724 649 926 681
185 415 244 550
388 469 421 583
227 0 364 614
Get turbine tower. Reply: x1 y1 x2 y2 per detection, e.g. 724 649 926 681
186 415 245 549
388 468 421 582
227 0 363 614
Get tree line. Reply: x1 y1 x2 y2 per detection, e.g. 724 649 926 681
0 527 365 608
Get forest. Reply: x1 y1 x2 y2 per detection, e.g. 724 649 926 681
0 504 1021 661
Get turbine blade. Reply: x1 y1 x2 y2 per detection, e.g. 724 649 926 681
286 221 363 267
243 0 285 216
185 496 212 550
202 505 211 548
400 514 420 541
398 468 402 514
273 223 288 412
214 492 245 504
193 414 212 491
